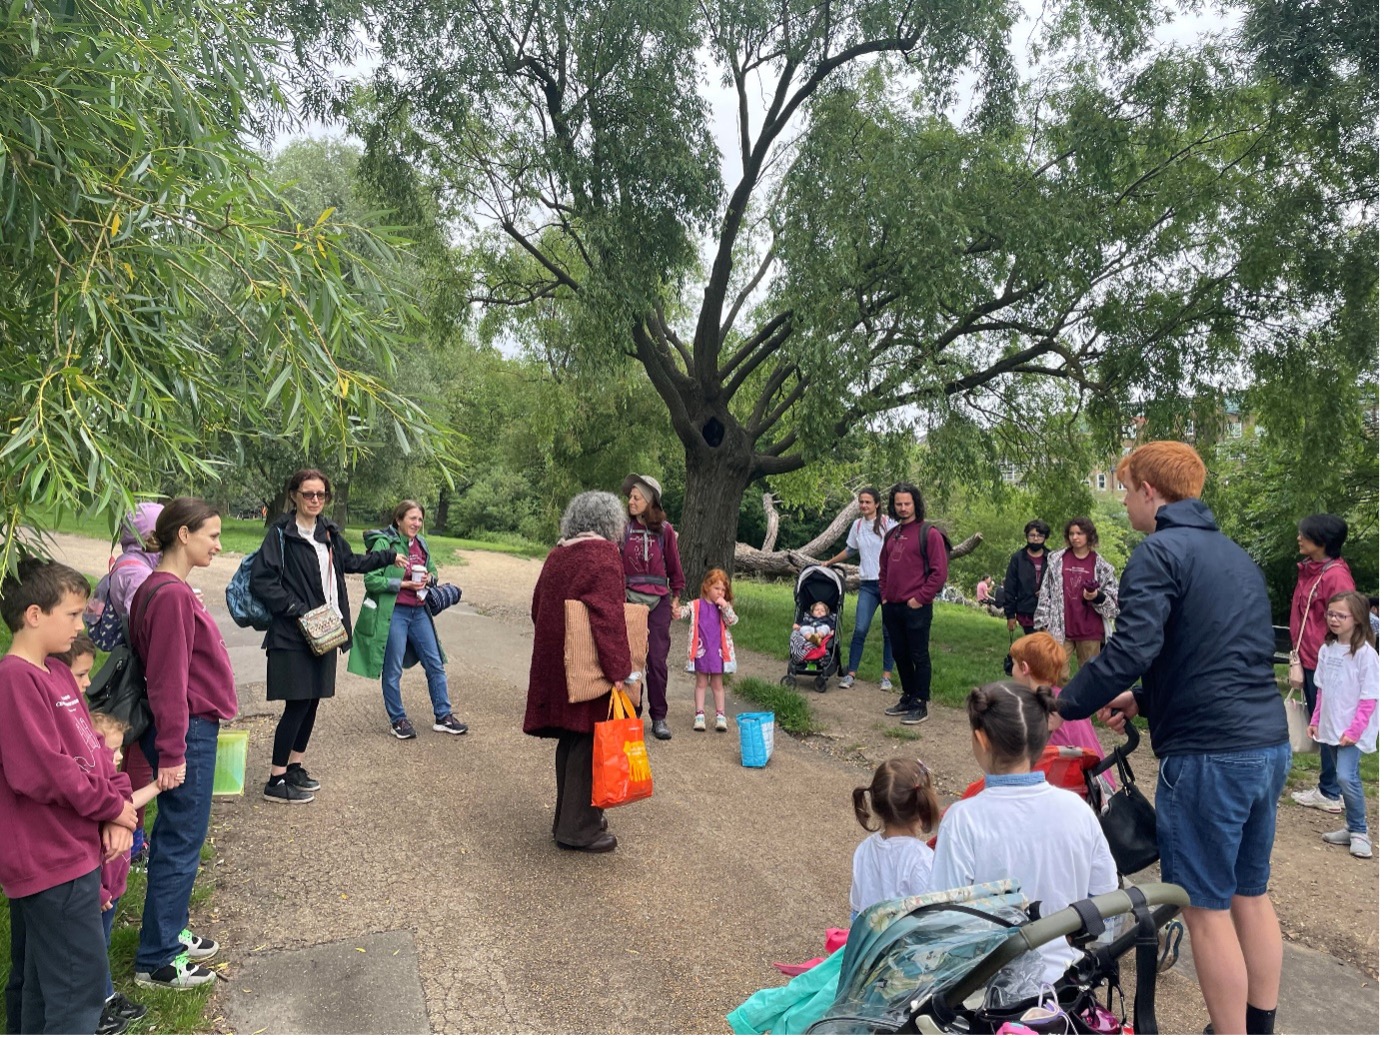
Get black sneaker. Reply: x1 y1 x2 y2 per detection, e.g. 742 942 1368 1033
390 717 418 740
96 1003 128 1035
432 714 469 735
901 703 929 725
263 776 314 804
134 952 216 989
883 698 911 717
107 993 147 1022
285 764 321 791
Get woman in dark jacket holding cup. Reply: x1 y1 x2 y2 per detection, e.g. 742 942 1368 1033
620 474 684 741
249 469 402 804
524 491 635 853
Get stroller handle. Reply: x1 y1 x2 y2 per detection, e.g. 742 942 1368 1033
1092 720 1140 776
934 882 1189 1010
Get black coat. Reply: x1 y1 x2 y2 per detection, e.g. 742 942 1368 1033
248 513 397 654
1002 546 1048 619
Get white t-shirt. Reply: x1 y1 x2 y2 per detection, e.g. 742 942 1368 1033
929 780 1118 983
850 831 935 917
297 521 341 619
847 516 897 581
1313 641 1379 753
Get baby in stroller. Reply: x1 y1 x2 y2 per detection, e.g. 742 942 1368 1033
791 602 837 664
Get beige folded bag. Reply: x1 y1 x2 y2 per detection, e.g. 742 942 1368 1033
564 601 649 704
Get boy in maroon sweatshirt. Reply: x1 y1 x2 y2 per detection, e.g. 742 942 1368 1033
877 483 949 725
0 560 136 1035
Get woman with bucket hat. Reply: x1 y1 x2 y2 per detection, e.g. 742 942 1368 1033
620 474 685 740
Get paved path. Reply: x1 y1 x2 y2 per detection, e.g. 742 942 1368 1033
49 535 1380 1033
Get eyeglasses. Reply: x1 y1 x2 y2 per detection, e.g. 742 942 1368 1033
298 490 329 501
1325 611 1353 621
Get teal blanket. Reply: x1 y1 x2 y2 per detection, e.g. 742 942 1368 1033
726 949 843 1035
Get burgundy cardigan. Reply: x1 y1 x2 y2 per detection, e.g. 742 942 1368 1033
524 538 633 738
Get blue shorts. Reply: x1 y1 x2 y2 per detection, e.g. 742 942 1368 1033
1155 743 1291 910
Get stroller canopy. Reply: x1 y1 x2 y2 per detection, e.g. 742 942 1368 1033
795 565 845 616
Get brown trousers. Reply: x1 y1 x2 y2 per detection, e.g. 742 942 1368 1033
1065 638 1103 668
553 731 606 848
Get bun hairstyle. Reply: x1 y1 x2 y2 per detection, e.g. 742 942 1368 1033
143 497 219 552
853 757 940 835
967 681 1060 769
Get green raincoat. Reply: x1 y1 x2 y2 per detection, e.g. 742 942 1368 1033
346 525 448 679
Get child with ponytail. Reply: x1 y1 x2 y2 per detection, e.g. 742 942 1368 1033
930 681 1118 984
849 757 940 921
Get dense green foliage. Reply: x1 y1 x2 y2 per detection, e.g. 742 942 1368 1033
0 1 442 566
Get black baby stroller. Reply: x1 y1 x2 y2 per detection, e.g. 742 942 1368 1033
782 564 845 692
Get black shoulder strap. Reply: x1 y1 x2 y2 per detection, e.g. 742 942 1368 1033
917 522 932 578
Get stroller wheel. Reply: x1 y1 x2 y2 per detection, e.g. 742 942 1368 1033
814 674 828 693
779 675 797 688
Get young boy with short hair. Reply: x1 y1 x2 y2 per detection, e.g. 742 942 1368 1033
0 560 137 1035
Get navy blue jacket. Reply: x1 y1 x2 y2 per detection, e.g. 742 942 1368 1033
1057 498 1288 757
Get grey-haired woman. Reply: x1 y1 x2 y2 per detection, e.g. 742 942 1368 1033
523 491 637 853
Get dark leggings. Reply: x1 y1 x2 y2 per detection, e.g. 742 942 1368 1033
272 698 320 767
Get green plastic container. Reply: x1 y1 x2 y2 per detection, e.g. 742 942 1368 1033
213 730 249 796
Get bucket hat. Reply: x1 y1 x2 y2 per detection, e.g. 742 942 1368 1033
621 473 663 510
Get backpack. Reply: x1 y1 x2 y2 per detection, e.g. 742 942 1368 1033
83 556 151 651
85 577 172 745
225 527 284 631
887 521 953 578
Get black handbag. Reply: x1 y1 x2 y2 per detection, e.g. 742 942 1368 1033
1096 745 1160 875
85 577 171 745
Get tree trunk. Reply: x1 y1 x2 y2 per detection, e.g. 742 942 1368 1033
266 489 289 524
435 486 450 533
332 480 349 528
677 440 755 584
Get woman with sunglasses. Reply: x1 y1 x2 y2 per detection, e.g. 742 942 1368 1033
249 469 404 803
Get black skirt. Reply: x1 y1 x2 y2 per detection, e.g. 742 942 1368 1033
266 647 338 702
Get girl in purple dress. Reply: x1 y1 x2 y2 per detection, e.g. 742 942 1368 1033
679 569 738 732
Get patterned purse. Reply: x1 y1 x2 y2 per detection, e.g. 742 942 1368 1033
298 604 348 656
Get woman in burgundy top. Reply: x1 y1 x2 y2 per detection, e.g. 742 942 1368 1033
525 491 635 853
129 498 238 990
1032 516 1119 668
619 474 684 741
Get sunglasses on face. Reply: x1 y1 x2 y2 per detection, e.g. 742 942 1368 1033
298 490 329 501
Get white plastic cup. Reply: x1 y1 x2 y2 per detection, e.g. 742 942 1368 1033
411 565 427 584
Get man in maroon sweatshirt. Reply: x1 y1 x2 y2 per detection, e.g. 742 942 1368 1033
0 560 136 1034
877 483 949 725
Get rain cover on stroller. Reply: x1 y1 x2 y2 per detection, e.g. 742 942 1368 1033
807 880 1033 1035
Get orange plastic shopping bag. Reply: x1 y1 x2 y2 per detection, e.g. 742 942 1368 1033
592 687 653 808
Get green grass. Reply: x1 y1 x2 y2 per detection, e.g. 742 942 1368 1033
0 804 217 1033
881 725 923 741
732 676 821 735
40 512 546 564
731 578 1002 708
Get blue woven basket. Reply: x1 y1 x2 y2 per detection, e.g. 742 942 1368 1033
737 711 775 768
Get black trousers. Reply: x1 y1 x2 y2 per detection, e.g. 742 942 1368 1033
552 732 606 848
6 869 107 1034
881 602 934 707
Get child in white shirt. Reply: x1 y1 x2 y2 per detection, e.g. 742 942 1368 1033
930 681 1118 985
1309 591 1379 859
849 757 940 921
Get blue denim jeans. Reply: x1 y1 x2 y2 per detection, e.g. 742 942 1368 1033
847 580 894 675
135 715 219 972
1303 668 1341 799
381 603 452 723
102 900 118 999
1321 743 1368 836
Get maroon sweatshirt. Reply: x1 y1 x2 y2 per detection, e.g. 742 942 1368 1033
131 574 238 769
0 655 129 900
101 758 134 905
878 521 949 605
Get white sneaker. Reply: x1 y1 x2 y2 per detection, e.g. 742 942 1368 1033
1322 827 1351 845
1350 834 1373 859
838 674 855 689
880 677 894 692
1292 788 1344 813
714 713 728 732
692 712 706 732
135 953 216 989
